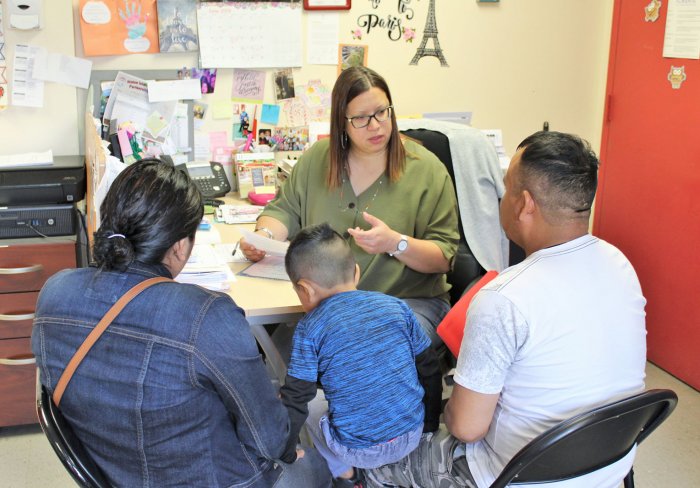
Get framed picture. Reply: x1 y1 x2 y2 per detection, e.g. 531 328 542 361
303 0 351 11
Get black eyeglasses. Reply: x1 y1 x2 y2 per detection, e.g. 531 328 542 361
346 106 393 129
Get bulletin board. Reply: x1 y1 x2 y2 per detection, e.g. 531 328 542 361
88 69 195 159
84 69 197 256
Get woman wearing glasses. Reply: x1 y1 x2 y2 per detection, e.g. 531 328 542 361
241 66 459 344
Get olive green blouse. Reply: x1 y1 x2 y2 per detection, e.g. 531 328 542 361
261 137 459 301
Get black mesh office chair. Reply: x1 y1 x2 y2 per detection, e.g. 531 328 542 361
490 389 678 488
36 373 112 488
400 129 486 305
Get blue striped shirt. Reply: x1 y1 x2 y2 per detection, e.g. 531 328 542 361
287 290 430 448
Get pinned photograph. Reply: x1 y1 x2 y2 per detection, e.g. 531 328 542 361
193 102 207 119
338 44 368 74
191 68 217 94
273 68 296 101
193 101 208 129
271 126 309 152
258 128 272 146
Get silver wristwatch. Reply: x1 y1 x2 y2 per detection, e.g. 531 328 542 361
389 235 409 257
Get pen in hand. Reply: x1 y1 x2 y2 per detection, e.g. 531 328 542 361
232 242 240 258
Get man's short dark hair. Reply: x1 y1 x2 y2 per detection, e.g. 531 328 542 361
285 223 356 288
517 131 599 220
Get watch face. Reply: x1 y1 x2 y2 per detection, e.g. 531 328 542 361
398 238 408 252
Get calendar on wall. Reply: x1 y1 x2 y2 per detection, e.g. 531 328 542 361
197 3 303 69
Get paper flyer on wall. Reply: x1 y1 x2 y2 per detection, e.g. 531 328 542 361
157 0 199 53
663 0 700 59
31 47 93 89
103 71 148 124
307 13 339 65
79 0 159 56
11 44 44 108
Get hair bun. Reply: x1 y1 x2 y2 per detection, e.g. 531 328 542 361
92 229 135 271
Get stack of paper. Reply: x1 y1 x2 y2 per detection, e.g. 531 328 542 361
176 244 235 291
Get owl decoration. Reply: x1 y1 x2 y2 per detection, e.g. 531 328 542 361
645 0 661 22
667 66 686 89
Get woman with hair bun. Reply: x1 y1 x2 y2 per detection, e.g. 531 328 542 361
32 159 331 487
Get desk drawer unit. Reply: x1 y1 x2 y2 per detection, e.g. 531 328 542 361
0 240 76 426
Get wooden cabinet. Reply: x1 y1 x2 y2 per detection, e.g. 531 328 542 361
0 239 76 426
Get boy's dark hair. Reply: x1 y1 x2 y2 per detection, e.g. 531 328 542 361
285 223 356 288
517 131 599 221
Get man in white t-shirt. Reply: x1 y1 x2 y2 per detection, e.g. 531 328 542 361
365 131 647 488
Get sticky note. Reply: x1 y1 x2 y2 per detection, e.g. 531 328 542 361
212 100 233 120
261 104 281 125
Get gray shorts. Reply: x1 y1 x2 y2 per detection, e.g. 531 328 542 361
362 427 477 488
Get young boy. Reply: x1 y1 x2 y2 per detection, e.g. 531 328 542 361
279 223 442 487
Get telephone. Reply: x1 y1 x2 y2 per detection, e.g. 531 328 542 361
176 161 231 198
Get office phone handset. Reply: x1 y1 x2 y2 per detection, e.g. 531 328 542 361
176 161 231 198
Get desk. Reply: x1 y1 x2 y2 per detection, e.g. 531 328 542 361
213 196 303 381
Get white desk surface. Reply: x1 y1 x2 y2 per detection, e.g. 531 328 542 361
213 195 303 326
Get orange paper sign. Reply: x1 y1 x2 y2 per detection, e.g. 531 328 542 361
80 0 159 56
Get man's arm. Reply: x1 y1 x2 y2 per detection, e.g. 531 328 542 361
446 290 527 443
444 383 500 443
278 375 317 463
415 347 443 432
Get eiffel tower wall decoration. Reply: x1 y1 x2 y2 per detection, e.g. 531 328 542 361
411 0 448 67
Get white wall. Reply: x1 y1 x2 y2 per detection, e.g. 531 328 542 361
1 3 79 155
1 0 613 158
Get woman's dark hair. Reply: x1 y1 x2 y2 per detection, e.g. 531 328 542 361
92 159 203 271
328 66 405 188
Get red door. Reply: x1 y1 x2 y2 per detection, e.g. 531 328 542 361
594 1 700 388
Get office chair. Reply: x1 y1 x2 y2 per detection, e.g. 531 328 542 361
400 128 485 305
36 373 112 488
489 389 678 488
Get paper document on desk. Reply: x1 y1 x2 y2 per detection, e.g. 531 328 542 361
239 256 290 281
195 225 221 245
176 244 236 291
240 229 289 257
213 243 238 263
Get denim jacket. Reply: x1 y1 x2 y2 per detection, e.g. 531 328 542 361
32 262 290 487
